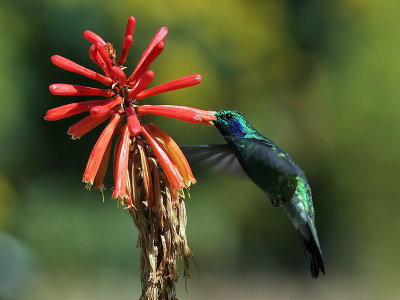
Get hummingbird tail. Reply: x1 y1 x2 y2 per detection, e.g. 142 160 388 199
298 225 325 278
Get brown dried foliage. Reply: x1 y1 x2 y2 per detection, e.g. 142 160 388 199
127 137 193 300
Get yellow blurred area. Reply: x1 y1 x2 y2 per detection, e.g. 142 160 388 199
1 0 400 299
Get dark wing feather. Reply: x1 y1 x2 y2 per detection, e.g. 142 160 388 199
223 136 303 176
180 145 247 177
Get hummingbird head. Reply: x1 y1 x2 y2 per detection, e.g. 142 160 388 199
212 110 255 137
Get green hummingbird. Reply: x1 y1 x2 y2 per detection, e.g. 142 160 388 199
183 110 325 278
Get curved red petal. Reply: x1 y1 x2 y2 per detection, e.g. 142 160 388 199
130 27 168 80
128 70 154 99
128 42 164 83
49 84 114 97
84 30 106 45
126 106 142 136
89 44 108 74
95 135 113 191
95 42 113 75
68 111 114 140
136 74 201 100
137 105 202 123
148 123 196 187
119 16 136 64
51 55 112 85
90 96 123 118
83 113 122 185
112 125 130 200
141 124 184 191
45 99 109 121
110 66 126 86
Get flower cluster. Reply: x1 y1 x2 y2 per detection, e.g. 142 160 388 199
46 16 215 298
45 16 215 208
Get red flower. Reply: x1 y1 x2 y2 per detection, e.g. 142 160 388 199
46 16 216 205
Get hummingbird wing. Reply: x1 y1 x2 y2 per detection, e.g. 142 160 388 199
180 145 247 177
223 136 302 176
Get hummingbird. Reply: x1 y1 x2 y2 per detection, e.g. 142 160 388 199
183 110 325 278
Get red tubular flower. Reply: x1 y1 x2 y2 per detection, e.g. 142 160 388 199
110 66 126 86
112 125 131 202
51 55 112 86
137 105 216 124
89 44 108 73
136 74 201 100
84 30 106 45
129 27 168 82
128 70 154 99
50 84 114 97
126 106 141 136
141 125 184 191
95 42 114 75
128 42 164 83
192 109 217 123
95 136 113 194
82 113 122 185
45 99 109 121
90 96 123 118
147 123 196 188
119 16 135 64
68 112 113 140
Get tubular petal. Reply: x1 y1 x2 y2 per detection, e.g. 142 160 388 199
136 74 201 100
68 112 114 140
137 139 154 205
128 42 164 83
83 114 122 185
90 96 123 118
137 105 202 123
84 30 106 45
45 99 109 121
190 109 217 123
147 123 196 187
141 124 184 191
95 135 113 193
89 44 108 74
95 42 113 75
51 55 112 85
119 16 136 64
126 106 141 136
49 84 114 97
181 108 216 125
110 66 126 86
128 70 154 99
120 36 132 65
131 27 167 80
112 125 130 201
144 27 168 57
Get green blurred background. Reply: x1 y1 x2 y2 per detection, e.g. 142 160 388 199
1 0 400 299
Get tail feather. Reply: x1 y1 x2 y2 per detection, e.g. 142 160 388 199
298 225 325 278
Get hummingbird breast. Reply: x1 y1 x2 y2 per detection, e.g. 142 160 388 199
232 141 299 206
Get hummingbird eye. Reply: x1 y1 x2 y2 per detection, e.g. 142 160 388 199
225 113 233 120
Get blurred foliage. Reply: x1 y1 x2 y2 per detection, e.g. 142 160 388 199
1 0 400 299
